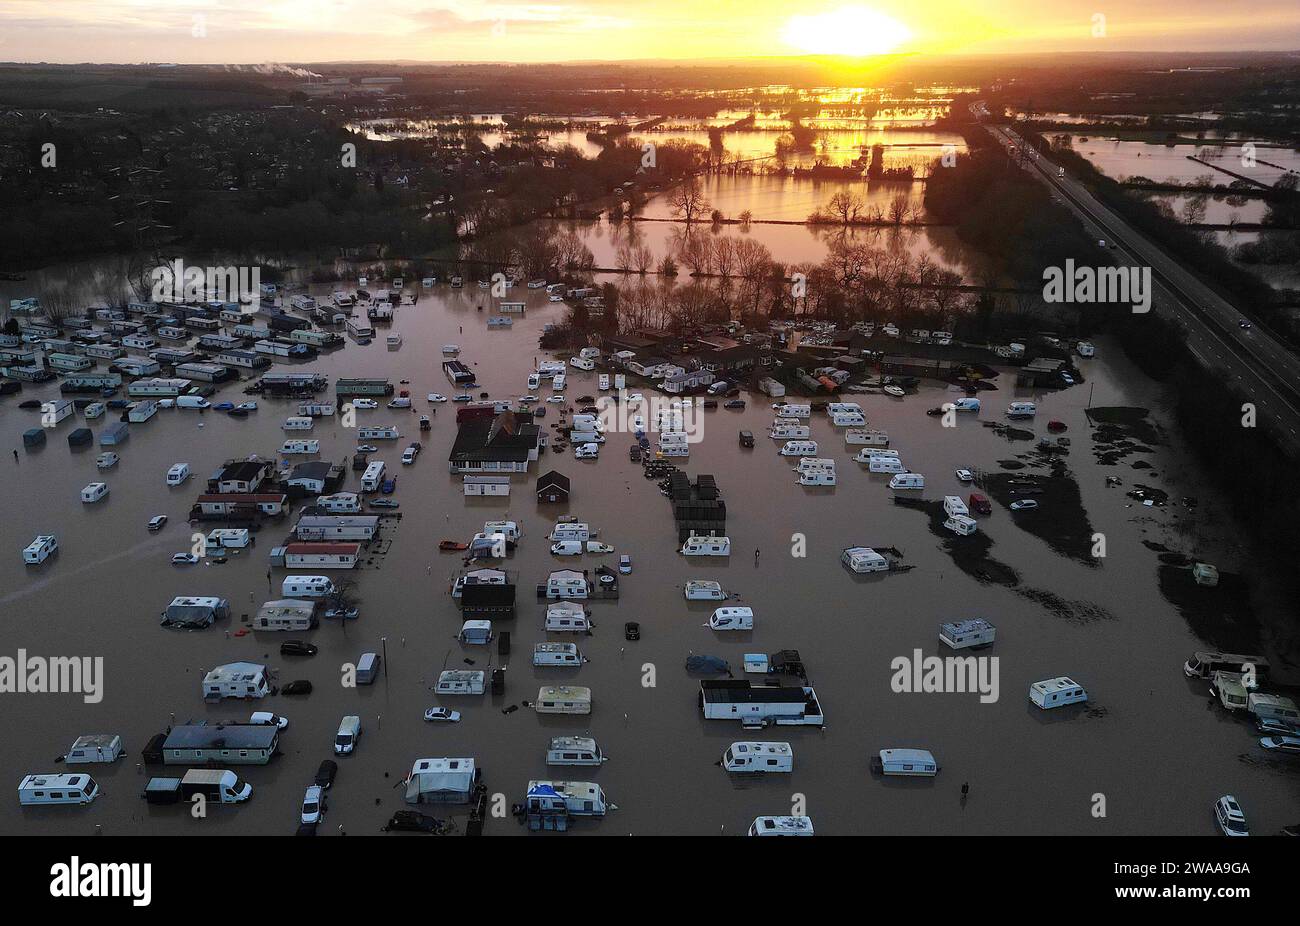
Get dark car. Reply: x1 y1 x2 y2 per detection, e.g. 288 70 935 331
738 430 754 448
702 399 717 409
380 478 397 494
629 445 642 462
314 759 338 789
724 399 745 409
383 810 450 833
281 680 313 695
625 621 641 641
280 640 318 657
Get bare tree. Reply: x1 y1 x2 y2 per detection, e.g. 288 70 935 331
826 191 864 226
668 177 711 230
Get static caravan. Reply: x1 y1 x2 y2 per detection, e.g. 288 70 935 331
533 642 584 666
49 353 92 373
18 774 100 806
361 461 387 492
709 607 754 631
44 399 74 424
253 600 317 632
545 601 591 631
769 423 811 440
779 440 818 457
357 425 399 440
164 725 278 766
316 493 361 513
842 547 889 573
1029 676 1088 710
160 596 230 629
298 402 335 417
281 439 321 455
280 575 335 599
940 619 996 650
830 411 866 427
201 662 269 701
23 535 58 565
799 469 836 486
684 580 726 601
205 528 251 551
547 736 606 766
114 358 161 377
889 473 925 490
699 680 825 728
872 748 939 777
1006 401 1037 419
435 670 486 696
722 742 792 773
535 686 592 715
282 416 314 431
681 535 731 557
127 400 158 423
772 403 811 419
549 522 592 543
464 476 511 496
64 734 124 765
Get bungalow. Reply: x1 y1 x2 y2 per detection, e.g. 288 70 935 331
448 411 541 474
536 470 571 504
285 461 334 495
283 541 360 569
690 338 760 375
127 377 192 398
162 723 279 765
216 349 269 370
210 459 273 494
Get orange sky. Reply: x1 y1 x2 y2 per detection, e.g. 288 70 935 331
1 1 1298 63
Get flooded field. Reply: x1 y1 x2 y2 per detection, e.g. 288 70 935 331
1 283 1297 836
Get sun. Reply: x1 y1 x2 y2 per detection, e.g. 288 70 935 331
782 6 913 56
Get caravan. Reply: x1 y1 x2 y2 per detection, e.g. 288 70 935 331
282 416 314 431
940 619 996 650
772 403 811 419
533 642 584 666
779 440 818 457
1030 676 1088 709
830 411 866 427
722 742 792 773
872 748 939 777
868 456 907 475
361 461 387 492
435 670 486 695
546 736 606 766
281 440 321 454
1006 401 1037 419
799 468 836 486
709 607 754 631
281 575 335 599
23 535 58 565
535 686 592 715
769 423 811 440
680 535 731 557
544 601 591 631
165 463 191 486
17 774 100 806
684 580 725 601
889 473 925 489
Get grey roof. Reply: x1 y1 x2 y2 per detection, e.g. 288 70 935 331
163 723 278 751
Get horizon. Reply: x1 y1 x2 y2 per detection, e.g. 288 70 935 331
3 1 1300 65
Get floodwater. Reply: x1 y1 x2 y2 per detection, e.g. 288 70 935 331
1 284 1297 837
1068 136 1300 187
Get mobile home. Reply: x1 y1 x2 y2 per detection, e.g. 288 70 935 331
280 575 335 599
201 662 270 700
434 670 486 695
684 580 725 601
533 642 584 666
1029 676 1087 709
940 619 996 650
888 473 925 489
544 601 592 631
253 599 317 632
64 734 124 764
872 748 939 777
841 547 889 573
361 461 387 492
699 680 825 728
160 596 230 629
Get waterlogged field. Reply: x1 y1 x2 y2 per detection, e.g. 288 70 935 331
0 283 1296 835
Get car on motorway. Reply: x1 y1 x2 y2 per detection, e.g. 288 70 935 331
1239 320 1252 329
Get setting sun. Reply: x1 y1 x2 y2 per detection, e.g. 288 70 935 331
782 5 913 56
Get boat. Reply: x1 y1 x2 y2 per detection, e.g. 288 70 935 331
439 540 469 552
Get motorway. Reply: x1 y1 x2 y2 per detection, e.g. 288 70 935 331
972 103 1300 457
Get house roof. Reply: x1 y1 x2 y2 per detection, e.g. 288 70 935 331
163 723 278 751
449 412 540 463
219 461 265 483
289 461 332 481
537 470 570 491
285 542 360 555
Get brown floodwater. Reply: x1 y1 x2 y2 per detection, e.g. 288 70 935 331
1 281 1296 836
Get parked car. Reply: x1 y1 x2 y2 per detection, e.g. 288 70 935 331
739 430 754 448
382 810 449 833
452 394 473 402
301 785 325 824
1214 795 1248 836
355 444 379 454
147 515 168 531
724 399 746 410
380 478 397 494
250 712 289 730
171 552 200 565
1260 735 1300 755
352 399 379 409
423 707 462 723
619 554 633 574
95 452 119 469
213 402 235 411
314 760 337 789
280 640 318 657
323 607 359 620
625 621 641 641
546 395 565 404
235 402 258 411
427 393 448 403
281 680 313 695
955 469 974 482
368 499 399 509
1010 499 1038 511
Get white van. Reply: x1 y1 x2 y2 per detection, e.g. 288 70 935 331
1006 401 1037 419
334 716 361 755
435 670 486 695
281 575 335 599
709 607 753 630
830 412 866 427
23 535 58 565
527 372 541 390
723 742 792 773
869 457 907 474
889 473 925 489
551 540 584 556
552 373 566 390
361 461 386 492
952 397 981 412
779 440 818 457
282 416 314 431
18 773 100 806
685 580 725 601
769 424 811 440
533 642 583 666
166 463 191 486
80 482 109 503
681 535 731 557
281 440 320 454
175 395 210 410
1029 676 1088 709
